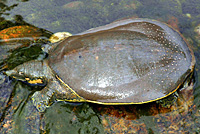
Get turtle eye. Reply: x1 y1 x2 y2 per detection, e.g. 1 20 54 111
19 71 24 75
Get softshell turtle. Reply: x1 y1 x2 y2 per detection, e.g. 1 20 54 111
5 18 195 112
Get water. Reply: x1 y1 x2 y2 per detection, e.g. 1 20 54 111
0 0 200 133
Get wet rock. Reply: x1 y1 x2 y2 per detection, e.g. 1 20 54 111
0 26 46 42
167 16 180 31
63 1 84 9
124 0 142 10
194 23 200 44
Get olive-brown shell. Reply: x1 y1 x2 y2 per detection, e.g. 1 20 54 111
48 18 195 104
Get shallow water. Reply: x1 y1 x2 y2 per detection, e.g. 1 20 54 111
0 0 200 133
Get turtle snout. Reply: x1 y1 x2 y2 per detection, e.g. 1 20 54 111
5 70 17 77
5 69 26 82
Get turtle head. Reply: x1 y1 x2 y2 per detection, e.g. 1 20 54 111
5 60 51 86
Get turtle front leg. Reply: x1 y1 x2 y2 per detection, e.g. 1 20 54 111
31 79 62 112
31 78 86 112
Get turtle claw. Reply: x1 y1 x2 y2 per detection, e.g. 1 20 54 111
34 101 48 113
31 87 55 112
